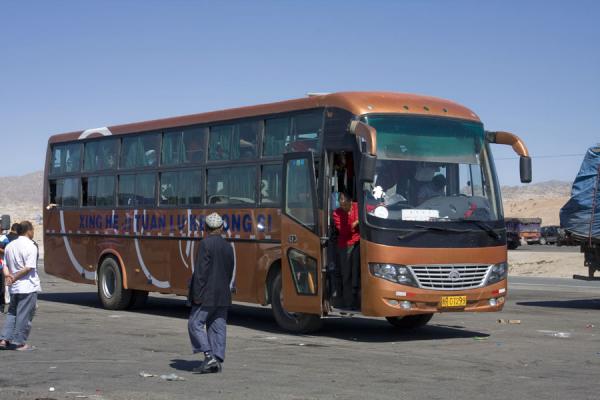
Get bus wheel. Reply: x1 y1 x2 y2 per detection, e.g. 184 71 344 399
128 290 149 309
270 271 322 334
98 257 132 310
386 314 433 329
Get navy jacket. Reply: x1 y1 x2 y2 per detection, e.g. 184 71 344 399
188 234 235 307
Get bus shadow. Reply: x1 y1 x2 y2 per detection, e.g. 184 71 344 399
517 299 600 310
38 292 488 343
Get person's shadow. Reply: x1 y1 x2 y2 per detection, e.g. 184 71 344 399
170 358 202 372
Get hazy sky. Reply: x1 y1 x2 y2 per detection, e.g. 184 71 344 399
1 0 598 185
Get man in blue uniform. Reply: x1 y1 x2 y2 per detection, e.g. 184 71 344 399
188 212 235 374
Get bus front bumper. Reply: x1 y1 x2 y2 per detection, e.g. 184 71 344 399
362 279 508 317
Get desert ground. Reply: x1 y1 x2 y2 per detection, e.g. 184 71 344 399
0 173 585 278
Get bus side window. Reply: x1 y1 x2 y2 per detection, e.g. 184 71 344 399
182 128 207 164
84 139 118 172
288 112 322 153
263 118 289 157
260 164 282 205
51 143 82 174
120 134 160 169
84 176 116 207
232 121 259 160
207 166 256 205
50 177 80 207
118 175 136 206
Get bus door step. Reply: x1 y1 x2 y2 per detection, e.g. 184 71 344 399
326 307 361 317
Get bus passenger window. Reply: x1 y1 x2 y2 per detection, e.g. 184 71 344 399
260 164 282 205
83 139 118 171
263 118 289 157
96 176 116 207
232 121 259 159
53 177 80 207
179 170 203 206
85 176 116 207
162 132 182 166
159 172 179 206
182 128 206 164
120 134 160 169
135 173 156 206
51 143 82 174
288 112 322 153
118 175 136 206
207 166 256 205
209 125 234 161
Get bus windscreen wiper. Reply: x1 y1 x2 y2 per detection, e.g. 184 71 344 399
397 225 472 240
457 218 501 239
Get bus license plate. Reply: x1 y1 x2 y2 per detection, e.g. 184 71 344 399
440 296 467 308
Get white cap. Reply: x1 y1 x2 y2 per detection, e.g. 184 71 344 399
206 212 224 229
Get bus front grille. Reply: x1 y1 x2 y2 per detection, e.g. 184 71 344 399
409 265 491 290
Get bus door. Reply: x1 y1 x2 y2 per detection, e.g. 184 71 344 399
281 152 324 315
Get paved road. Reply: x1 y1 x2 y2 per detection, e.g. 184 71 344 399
1 269 599 400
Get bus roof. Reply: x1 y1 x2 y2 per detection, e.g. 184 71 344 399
48 91 481 144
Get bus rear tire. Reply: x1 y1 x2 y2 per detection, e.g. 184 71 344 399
128 290 149 309
98 257 132 310
270 271 322 334
386 314 433 329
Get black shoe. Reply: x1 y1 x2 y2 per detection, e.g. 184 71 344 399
201 356 222 374
193 355 222 374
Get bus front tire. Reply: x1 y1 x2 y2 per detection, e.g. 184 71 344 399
386 314 433 329
270 272 322 334
98 257 132 310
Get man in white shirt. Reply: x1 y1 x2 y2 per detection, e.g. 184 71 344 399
0 221 40 351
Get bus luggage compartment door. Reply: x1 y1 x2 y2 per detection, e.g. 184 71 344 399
280 152 323 315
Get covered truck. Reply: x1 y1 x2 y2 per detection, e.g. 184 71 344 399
505 217 542 249
560 145 600 279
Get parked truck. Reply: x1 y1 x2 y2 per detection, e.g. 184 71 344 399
560 145 600 280
505 217 542 249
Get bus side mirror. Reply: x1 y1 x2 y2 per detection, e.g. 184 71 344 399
359 153 377 183
486 130 532 184
520 156 532 183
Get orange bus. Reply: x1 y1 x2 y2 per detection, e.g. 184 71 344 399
43 92 531 332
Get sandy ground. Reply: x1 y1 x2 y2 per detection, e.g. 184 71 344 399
509 248 585 278
503 196 570 226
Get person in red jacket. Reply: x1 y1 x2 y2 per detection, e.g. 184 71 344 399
332 191 360 310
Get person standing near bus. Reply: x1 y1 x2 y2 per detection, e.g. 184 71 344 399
0 223 20 313
188 212 235 374
332 191 361 310
0 221 40 351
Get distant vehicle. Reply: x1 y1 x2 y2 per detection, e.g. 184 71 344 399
540 225 560 245
505 217 542 249
560 145 600 280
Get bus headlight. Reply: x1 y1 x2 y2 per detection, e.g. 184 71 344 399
486 262 508 285
369 263 418 287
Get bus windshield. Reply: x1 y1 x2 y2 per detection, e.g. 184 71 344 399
363 115 502 227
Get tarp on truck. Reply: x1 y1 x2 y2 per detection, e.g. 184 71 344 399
560 146 600 240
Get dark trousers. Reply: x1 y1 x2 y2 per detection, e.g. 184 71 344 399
1 292 37 345
0 271 4 306
338 244 360 308
188 305 228 362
